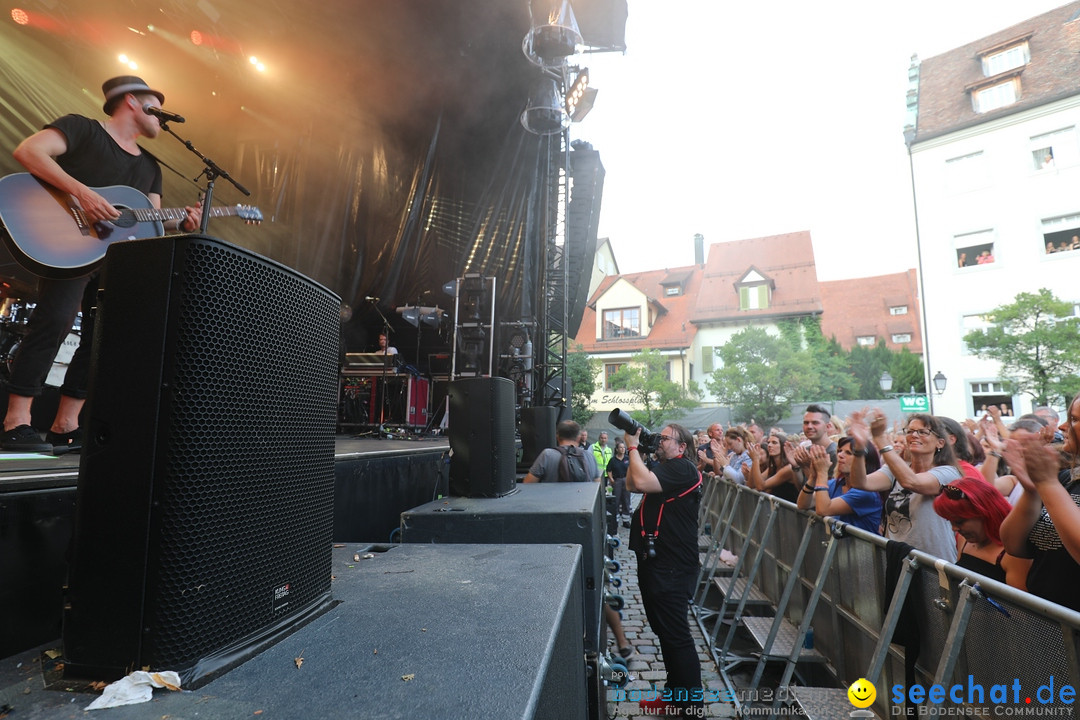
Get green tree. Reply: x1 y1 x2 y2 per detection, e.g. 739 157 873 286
566 344 600 426
706 326 819 426
888 347 926 395
801 317 859 400
608 347 700 428
964 288 1080 407
847 340 895 399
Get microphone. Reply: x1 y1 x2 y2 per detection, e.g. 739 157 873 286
143 104 185 124
365 296 380 302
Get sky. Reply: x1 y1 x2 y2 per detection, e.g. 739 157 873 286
571 0 1074 280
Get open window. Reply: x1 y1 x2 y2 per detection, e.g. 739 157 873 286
954 230 995 268
1041 213 1080 256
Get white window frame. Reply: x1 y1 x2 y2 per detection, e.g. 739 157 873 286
961 313 993 355
1030 127 1078 171
1040 213 1080 257
982 43 1029 76
955 230 996 269
889 306 908 316
944 151 986 194
973 79 1018 114
856 335 876 347
891 333 912 344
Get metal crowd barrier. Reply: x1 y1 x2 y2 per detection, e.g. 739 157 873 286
693 475 1080 719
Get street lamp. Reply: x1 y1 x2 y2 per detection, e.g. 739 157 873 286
879 371 893 394
932 371 948 395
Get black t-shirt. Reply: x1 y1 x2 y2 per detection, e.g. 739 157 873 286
1025 466 1080 611
47 114 162 195
607 455 629 481
629 455 701 570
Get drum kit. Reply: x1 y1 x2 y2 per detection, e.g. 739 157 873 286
0 294 81 386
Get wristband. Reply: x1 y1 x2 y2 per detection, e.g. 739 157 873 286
989 451 1002 458
879 444 894 454
801 486 814 495
852 447 866 457
628 446 639 452
814 486 829 491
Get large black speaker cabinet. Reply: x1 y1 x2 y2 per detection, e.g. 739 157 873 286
62 235 339 686
519 405 557 470
447 377 515 497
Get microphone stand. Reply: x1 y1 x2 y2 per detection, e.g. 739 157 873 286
370 300 394 438
160 122 251 233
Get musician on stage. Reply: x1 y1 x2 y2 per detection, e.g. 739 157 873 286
0 76 201 452
377 332 398 356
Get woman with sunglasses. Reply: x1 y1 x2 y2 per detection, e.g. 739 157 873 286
1000 392 1080 610
932 478 1030 588
797 437 883 533
847 410 961 562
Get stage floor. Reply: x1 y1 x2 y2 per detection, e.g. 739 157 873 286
1 543 584 720
0 432 450 487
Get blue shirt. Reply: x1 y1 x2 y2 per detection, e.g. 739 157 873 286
826 477 883 534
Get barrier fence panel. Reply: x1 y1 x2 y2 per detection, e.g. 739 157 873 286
693 474 1080 718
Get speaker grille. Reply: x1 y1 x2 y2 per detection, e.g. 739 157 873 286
148 241 338 666
64 236 338 680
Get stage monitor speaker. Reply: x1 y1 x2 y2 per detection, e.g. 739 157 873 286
448 377 515 497
519 405 557 470
62 235 339 687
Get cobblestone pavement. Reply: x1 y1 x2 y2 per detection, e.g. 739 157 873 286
603 507 737 719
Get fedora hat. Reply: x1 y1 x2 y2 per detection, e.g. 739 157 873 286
101 75 165 116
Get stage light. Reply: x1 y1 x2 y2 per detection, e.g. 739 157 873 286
565 67 595 121
522 0 582 68
190 30 203 45
11 8 29 25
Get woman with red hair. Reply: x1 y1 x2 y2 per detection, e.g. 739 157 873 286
933 477 1031 589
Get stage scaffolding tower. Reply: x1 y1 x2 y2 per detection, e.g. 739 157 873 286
533 129 570 414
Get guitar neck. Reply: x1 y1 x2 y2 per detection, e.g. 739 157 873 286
133 206 243 224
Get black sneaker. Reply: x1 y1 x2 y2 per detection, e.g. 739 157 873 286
1 424 52 452
47 428 82 453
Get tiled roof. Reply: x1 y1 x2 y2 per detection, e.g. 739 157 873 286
914 2 1080 142
819 269 923 353
574 266 702 353
690 231 822 323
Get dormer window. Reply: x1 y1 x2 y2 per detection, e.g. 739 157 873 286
664 285 681 297
735 268 773 311
982 42 1029 77
973 79 1018 113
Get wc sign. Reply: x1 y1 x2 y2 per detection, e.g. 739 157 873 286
899 395 930 413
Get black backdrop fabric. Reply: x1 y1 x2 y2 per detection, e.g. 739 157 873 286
0 0 623 363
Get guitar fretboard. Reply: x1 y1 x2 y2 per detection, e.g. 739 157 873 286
132 206 248 223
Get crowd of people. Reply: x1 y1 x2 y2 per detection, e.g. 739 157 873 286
690 399 1080 613
532 397 1080 716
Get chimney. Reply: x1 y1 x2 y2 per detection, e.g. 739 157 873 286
693 233 705 265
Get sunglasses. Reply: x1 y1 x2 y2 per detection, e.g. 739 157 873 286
941 485 967 500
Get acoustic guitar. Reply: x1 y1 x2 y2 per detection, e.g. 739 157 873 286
0 172 262 278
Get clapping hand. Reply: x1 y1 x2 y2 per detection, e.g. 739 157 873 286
1004 431 1058 493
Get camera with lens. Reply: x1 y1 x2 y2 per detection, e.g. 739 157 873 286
645 532 657 559
607 408 661 454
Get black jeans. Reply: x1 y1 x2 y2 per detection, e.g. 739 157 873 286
637 560 703 713
614 477 631 515
8 274 97 400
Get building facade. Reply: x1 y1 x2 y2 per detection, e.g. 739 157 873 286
908 2 1080 419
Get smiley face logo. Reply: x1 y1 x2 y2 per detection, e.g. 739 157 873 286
847 678 876 708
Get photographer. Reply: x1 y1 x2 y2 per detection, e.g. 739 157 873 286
624 422 703 717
